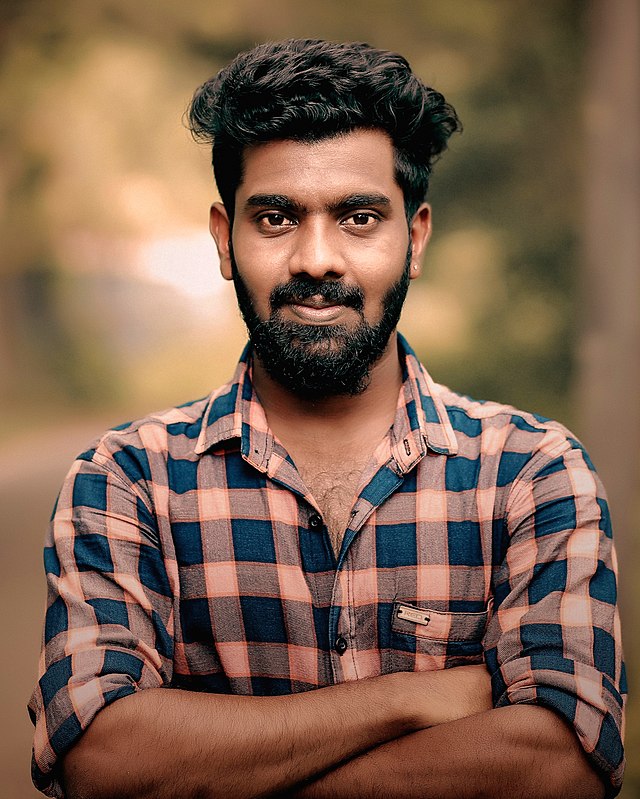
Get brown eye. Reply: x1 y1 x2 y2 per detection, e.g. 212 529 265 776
352 213 372 225
257 212 295 230
266 214 286 226
344 212 379 229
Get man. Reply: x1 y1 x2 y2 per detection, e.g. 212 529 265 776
30 40 625 798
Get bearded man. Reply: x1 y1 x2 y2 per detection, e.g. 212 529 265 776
30 39 625 799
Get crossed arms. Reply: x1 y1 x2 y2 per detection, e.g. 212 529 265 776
62 664 604 799
39 425 623 798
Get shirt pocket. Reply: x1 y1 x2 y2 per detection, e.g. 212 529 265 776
390 600 490 669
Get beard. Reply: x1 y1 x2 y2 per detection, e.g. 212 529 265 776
231 246 412 399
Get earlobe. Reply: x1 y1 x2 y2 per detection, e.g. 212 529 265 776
409 203 432 280
209 202 233 281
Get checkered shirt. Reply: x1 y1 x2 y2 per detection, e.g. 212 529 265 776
29 336 626 797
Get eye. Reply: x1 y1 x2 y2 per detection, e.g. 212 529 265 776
343 212 379 228
256 212 296 230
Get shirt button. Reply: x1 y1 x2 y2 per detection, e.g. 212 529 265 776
309 513 323 530
334 636 348 655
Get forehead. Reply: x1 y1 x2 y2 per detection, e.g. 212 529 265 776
236 129 401 205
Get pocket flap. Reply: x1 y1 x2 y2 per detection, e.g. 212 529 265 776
392 601 490 642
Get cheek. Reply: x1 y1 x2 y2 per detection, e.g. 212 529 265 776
232 252 278 317
363 251 409 294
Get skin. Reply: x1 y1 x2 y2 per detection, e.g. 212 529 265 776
62 130 605 799
62 667 492 799
287 706 605 799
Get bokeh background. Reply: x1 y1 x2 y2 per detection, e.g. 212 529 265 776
1 0 637 796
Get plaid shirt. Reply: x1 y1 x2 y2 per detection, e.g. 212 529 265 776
30 336 626 797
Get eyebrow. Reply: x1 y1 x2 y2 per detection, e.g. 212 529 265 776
243 192 392 215
338 193 391 211
244 194 302 213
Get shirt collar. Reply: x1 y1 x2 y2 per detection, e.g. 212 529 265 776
388 334 458 472
194 343 268 467
194 335 458 465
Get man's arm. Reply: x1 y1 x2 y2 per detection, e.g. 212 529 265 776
62 665 492 799
286 440 623 799
288 705 605 799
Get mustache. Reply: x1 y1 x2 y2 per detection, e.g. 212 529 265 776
269 278 364 312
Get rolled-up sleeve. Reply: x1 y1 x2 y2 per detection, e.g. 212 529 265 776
485 439 626 795
29 447 174 798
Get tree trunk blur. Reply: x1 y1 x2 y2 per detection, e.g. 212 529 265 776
578 0 640 620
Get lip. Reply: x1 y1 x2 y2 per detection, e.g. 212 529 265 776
287 299 348 323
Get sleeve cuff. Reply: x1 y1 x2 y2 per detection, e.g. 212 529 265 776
495 677 625 795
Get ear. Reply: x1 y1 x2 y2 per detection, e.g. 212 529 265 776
209 202 233 281
408 203 432 280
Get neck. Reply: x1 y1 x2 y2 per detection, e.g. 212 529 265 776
251 332 403 439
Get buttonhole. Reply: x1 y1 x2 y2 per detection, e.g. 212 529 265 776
403 439 411 456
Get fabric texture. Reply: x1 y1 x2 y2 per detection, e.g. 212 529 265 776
29 336 626 797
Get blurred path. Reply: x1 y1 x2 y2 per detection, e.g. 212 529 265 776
0 420 111 798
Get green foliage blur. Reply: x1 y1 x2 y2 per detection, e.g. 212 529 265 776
0 0 586 428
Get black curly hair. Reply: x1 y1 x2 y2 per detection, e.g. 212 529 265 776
188 39 461 222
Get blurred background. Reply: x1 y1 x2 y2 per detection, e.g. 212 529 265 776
0 0 637 795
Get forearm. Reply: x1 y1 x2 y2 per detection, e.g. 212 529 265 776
62 673 424 799
289 706 605 799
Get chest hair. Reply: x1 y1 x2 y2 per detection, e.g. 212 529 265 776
297 459 368 556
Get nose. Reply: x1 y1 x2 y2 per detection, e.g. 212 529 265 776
288 217 346 280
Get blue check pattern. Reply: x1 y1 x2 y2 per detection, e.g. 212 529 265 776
29 335 626 797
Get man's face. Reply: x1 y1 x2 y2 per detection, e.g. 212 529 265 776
210 129 431 398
